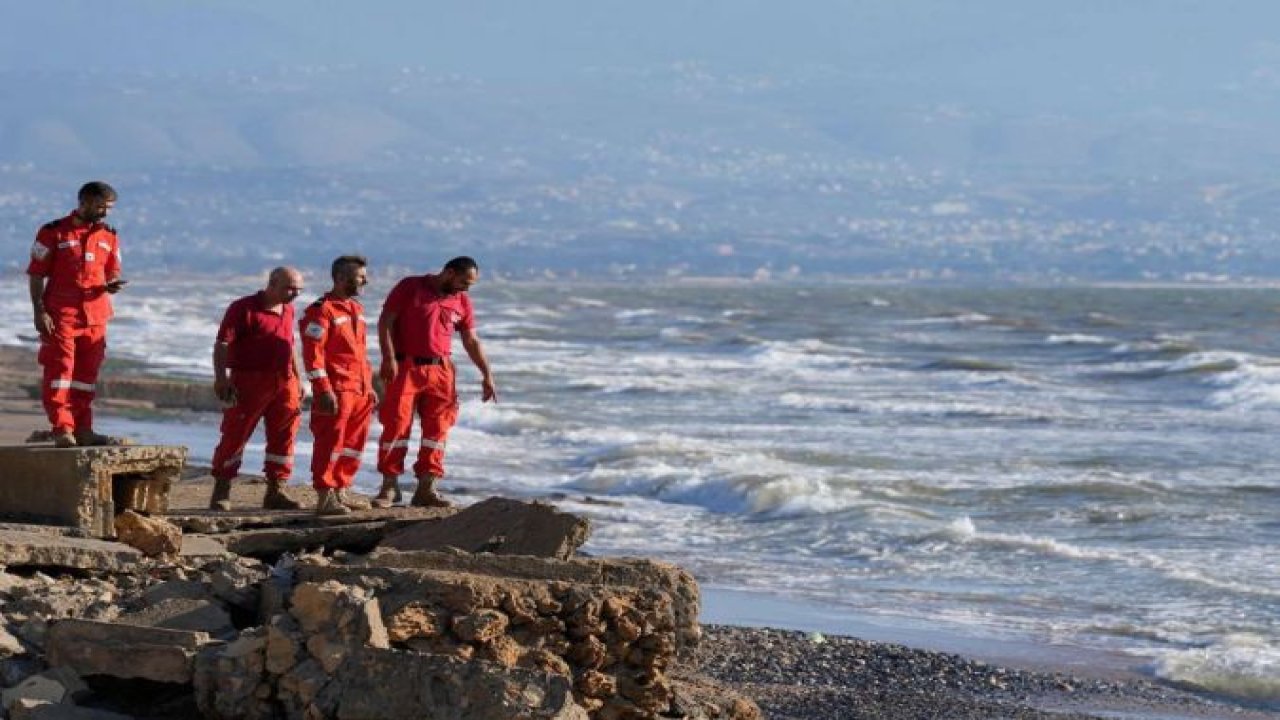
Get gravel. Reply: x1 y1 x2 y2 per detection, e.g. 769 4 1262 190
694 625 1279 720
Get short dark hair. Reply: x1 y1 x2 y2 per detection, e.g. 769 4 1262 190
331 254 367 281
78 181 117 203
443 256 478 274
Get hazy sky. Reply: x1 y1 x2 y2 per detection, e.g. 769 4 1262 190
7 1 1280 87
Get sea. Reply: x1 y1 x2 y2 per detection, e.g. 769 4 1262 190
3 276 1279 708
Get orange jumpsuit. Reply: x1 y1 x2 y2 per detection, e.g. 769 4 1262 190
300 294 375 491
25 214 121 435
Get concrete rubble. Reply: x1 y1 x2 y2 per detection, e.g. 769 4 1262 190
0 445 760 719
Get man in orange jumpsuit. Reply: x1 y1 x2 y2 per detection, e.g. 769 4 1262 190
300 256 377 516
208 267 307 512
26 181 127 448
375 256 497 508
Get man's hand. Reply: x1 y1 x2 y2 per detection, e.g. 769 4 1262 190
213 377 237 406
32 310 53 337
481 374 498 403
104 278 128 294
380 357 398 386
315 391 338 415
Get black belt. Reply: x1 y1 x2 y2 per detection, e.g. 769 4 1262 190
395 354 448 366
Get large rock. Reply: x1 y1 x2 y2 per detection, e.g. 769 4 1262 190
1 667 88 713
46 619 212 684
379 497 591 560
113 510 182 557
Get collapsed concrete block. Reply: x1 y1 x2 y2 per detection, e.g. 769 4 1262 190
379 497 591 560
297 553 699 717
112 510 181 557
354 549 702 659
0 445 185 538
0 530 141 572
46 619 211 685
193 627 274 720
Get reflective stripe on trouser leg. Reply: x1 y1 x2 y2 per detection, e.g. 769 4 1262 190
309 389 373 491
210 369 297 481
38 324 80 433
411 362 459 479
376 365 422 477
69 324 106 433
262 375 301 482
332 391 374 489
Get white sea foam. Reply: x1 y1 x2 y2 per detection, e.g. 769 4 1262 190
1154 634 1280 705
1045 333 1110 345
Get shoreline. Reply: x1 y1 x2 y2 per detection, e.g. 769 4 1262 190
1 347 1277 717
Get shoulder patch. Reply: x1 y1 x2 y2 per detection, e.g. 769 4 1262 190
304 322 325 340
30 242 50 261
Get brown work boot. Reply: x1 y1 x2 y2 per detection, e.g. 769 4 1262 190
209 478 233 512
262 480 304 510
370 475 402 509
52 431 77 449
315 490 353 516
336 489 371 511
410 474 452 508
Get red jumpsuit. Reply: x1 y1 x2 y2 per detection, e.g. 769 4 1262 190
376 274 473 479
300 294 375 491
210 292 301 483
25 213 121 435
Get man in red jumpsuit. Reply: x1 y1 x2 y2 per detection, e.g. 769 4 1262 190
375 256 497 508
26 181 127 448
208 267 307 512
300 256 376 516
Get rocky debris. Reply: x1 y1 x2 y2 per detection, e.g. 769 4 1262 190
112 510 181 557
0 497 760 719
296 550 711 717
9 699 135 719
380 496 591 560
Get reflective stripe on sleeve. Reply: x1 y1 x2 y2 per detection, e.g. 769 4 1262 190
306 369 328 379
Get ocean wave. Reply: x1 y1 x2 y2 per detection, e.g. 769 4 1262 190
1045 333 1110 346
459 401 548 434
1154 634 1280 705
921 357 1016 372
1207 360 1280 410
778 392 1067 422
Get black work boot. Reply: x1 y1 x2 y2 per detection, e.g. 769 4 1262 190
410 474 453 508
209 478 233 512
370 475 402 509
262 480 303 510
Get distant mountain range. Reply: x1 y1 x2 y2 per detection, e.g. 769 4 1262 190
4 2 1280 281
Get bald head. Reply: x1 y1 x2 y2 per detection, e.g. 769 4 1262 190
265 266 303 305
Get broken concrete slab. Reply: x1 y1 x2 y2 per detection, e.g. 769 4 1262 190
178 533 229 560
117 598 236 640
379 497 591 560
46 619 212 685
213 519 426 558
0 530 141 572
0 445 185 538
